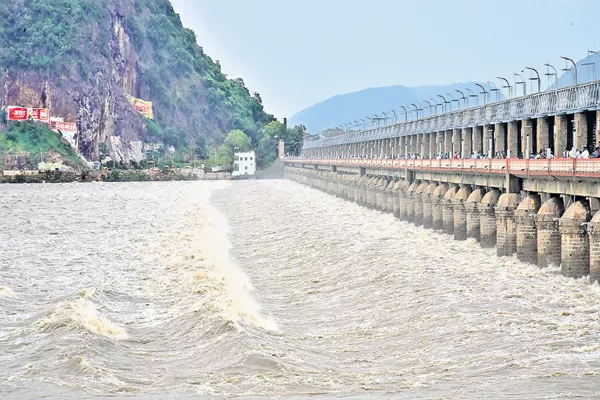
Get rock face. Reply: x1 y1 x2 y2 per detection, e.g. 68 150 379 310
0 0 272 162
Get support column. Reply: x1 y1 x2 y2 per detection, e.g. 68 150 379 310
452 129 461 157
555 115 567 158
522 119 533 158
515 194 541 265
537 197 564 268
430 133 437 158
399 136 406 157
575 112 588 152
480 190 501 247
432 184 449 231
560 201 591 278
406 182 419 223
366 177 376 208
494 123 507 157
496 193 521 256
466 189 485 241
462 128 472 158
589 210 600 283
483 125 491 157
374 178 385 210
537 116 550 154
423 134 430 159
437 131 445 157
422 183 437 228
443 186 459 235
507 120 519 158
473 126 483 157
392 180 403 218
596 110 600 149
398 181 410 220
445 130 453 156
453 186 471 240
414 182 428 226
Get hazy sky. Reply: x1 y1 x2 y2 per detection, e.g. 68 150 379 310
171 0 600 119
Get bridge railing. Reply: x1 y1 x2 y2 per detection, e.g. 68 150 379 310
285 157 600 178
303 81 600 151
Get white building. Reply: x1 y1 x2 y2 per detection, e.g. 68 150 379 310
232 151 256 177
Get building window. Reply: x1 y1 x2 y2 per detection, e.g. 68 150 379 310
245 166 248 170
245 157 248 161
234 163 239 171
250 157 253 160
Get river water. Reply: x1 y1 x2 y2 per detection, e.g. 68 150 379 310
2 180 600 399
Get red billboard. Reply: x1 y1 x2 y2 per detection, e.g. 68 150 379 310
8 107 27 121
50 120 77 133
7 107 50 122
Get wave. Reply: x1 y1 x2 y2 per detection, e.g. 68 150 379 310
36 298 127 340
152 183 278 332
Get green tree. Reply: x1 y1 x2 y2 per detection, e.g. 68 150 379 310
224 129 251 152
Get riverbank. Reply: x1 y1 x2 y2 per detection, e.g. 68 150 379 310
0 169 231 184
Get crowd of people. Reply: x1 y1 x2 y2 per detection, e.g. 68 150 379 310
306 146 600 160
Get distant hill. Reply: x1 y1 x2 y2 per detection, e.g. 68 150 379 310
289 82 502 134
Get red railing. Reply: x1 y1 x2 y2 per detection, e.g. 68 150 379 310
285 157 600 178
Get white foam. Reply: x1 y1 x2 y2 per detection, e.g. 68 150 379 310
38 298 128 340
0 285 14 297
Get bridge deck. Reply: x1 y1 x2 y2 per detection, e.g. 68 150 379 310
287 158 600 179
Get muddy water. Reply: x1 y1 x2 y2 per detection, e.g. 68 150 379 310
1 180 600 399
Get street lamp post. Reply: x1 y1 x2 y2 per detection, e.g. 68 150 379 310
560 56 578 87
487 81 500 102
465 88 477 105
446 93 458 111
497 76 512 99
525 67 541 93
514 73 527 96
456 90 467 108
399 106 409 122
430 98 439 114
381 111 389 126
389 109 398 124
437 95 448 113
410 103 419 119
474 83 488 105
544 63 558 88
424 100 434 116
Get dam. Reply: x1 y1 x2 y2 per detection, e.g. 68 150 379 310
284 80 600 283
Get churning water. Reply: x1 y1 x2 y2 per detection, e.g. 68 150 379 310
2 180 600 399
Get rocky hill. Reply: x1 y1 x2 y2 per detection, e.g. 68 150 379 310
0 0 273 162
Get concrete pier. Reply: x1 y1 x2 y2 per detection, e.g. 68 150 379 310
536 197 564 268
479 190 501 248
406 183 419 223
443 186 458 235
284 165 600 285
496 194 521 256
589 211 600 283
414 182 428 226
453 187 471 241
515 195 541 265
422 183 438 229
431 184 448 231
560 201 591 278
466 189 485 242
